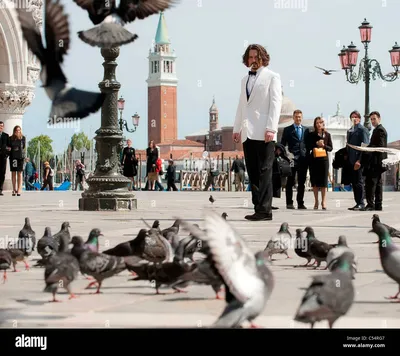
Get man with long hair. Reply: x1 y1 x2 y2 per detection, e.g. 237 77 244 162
233 44 282 221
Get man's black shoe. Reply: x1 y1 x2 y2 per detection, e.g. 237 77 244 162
286 204 295 209
245 213 272 221
361 205 374 211
348 205 358 210
375 206 382 211
298 205 307 209
272 206 279 210
352 205 365 211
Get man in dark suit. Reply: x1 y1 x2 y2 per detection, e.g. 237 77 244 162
280 109 309 209
0 121 10 195
347 110 370 210
357 111 387 211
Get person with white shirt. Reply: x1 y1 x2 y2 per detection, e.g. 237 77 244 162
233 44 282 221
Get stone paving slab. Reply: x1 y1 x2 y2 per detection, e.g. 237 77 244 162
1 191 400 328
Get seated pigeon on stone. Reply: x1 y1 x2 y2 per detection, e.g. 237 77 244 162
294 252 355 328
18 217 36 253
0 249 12 283
304 226 335 269
52 222 71 246
326 236 357 279
43 232 80 302
371 214 400 243
74 0 179 48
372 222 400 301
294 228 315 267
264 222 291 261
180 210 275 328
70 235 142 294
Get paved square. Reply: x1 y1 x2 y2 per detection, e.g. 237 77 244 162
1 190 400 328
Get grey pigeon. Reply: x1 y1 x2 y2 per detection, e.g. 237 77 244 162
17 0 105 124
304 226 335 269
221 212 228 220
209 195 215 204
43 230 80 302
53 221 71 246
294 251 355 328
371 214 400 243
372 222 400 301
180 210 274 328
74 0 179 48
152 220 161 232
0 249 12 283
35 227 58 267
102 229 148 256
264 222 291 260
84 228 103 252
326 236 357 279
294 228 315 267
6 244 30 272
18 217 36 252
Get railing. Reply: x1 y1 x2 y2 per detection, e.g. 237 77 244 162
179 170 230 191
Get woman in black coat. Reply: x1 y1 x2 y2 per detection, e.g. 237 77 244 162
8 125 26 196
306 117 333 210
121 139 138 190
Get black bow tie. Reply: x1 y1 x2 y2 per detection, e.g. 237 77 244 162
248 71 257 76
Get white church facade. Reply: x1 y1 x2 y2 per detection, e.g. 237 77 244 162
0 0 42 190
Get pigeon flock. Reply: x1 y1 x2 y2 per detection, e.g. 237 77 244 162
1 211 400 328
17 0 179 123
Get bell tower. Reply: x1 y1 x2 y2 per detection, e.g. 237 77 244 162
209 96 218 132
146 12 178 145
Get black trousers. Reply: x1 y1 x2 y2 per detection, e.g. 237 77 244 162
0 155 7 191
167 180 178 191
242 139 274 215
350 167 365 206
365 174 383 208
285 158 308 206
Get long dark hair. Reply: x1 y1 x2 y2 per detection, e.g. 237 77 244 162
313 117 325 133
242 44 270 67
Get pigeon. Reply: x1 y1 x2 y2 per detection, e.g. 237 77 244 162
152 220 161 232
84 228 103 252
180 210 274 328
372 222 400 301
74 0 179 48
127 259 195 294
0 249 12 283
43 231 80 302
294 228 315 267
371 214 400 243
36 227 58 264
221 212 228 220
304 227 334 269
326 236 357 279
315 66 338 75
102 229 148 256
52 221 71 246
18 217 36 252
209 195 215 204
6 245 30 272
70 235 143 293
161 219 180 239
294 251 355 328
17 0 105 123
173 224 206 263
264 222 291 261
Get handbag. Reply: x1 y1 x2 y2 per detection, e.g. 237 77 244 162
276 157 292 177
313 147 327 158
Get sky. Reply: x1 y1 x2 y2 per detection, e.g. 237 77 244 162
20 0 400 154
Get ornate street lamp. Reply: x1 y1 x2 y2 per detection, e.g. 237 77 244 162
118 96 140 133
79 48 137 211
338 18 400 131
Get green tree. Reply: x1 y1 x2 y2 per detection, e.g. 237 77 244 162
27 135 54 162
70 132 91 151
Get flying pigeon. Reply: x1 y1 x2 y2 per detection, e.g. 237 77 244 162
294 251 355 328
264 222 292 261
74 0 179 48
17 0 105 124
347 144 400 167
315 66 338 75
180 210 274 328
372 222 400 301
326 236 357 279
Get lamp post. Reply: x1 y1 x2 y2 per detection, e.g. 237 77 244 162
79 48 137 211
117 96 140 133
338 18 400 131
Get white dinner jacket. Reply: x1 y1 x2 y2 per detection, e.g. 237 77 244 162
233 66 282 143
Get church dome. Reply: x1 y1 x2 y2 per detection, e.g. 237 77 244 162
209 96 218 113
279 93 296 124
